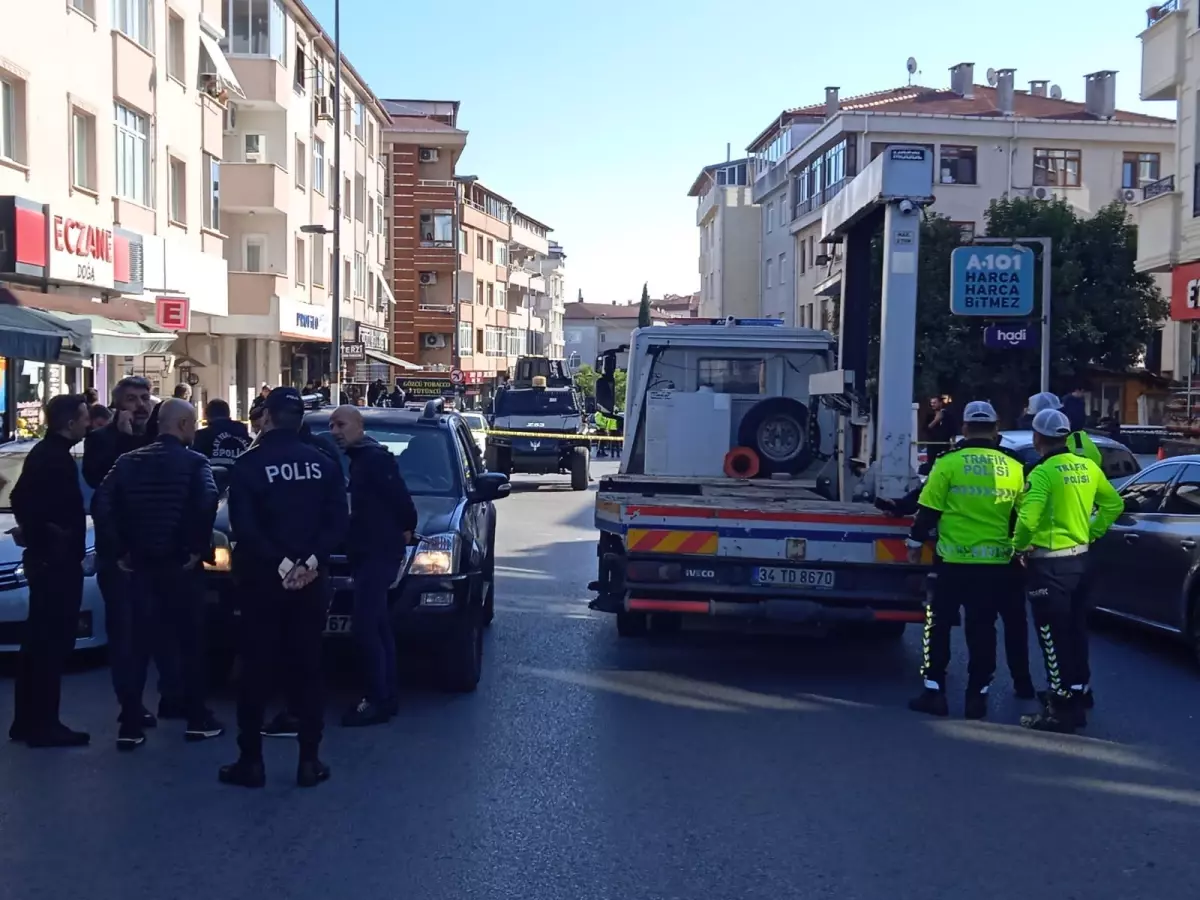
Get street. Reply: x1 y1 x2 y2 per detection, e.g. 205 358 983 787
1 460 1200 900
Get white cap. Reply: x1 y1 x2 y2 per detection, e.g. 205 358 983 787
962 400 999 423
1027 391 1063 415
1031 408 1071 437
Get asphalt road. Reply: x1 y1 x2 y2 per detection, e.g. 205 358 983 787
2 459 1200 899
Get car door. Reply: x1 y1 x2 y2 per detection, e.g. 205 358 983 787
1091 462 1182 617
1136 463 1200 630
451 422 489 571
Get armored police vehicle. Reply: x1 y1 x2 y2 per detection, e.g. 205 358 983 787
485 357 591 491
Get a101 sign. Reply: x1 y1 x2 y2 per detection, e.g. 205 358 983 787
949 246 1036 316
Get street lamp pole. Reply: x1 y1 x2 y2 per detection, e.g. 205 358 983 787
330 0 343 403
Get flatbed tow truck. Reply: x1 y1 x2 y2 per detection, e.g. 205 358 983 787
589 145 938 637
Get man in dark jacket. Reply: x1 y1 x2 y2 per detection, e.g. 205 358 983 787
193 399 251 462
220 388 348 788
1060 387 1087 433
82 376 155 489
9 394 91 747
93 399 222 751
329 405 418 726
387 382 406 408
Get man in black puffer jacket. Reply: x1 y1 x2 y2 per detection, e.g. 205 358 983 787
93 399 223 751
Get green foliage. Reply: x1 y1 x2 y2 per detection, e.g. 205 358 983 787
572 363 627 410
613 369 628 411
638 283 652 329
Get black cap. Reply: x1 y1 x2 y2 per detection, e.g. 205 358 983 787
263 387 304 416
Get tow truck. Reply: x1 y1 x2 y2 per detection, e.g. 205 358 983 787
589 145 937 637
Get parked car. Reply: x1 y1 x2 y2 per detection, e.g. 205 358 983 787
203 401 510 692
998 430 1141 487
459 411 489 457
0 441 106 653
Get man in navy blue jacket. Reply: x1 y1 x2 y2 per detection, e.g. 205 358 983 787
329 405 418 727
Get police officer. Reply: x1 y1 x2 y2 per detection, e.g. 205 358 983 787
193 399 251 462
219 388 348 788
906 401 1026 720
1013 409 1123 733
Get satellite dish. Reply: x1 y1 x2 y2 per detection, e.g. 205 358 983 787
906 57 918 75
986 68 998 86
1050 84 1063 99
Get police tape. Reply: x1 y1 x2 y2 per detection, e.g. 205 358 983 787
487 429 625 442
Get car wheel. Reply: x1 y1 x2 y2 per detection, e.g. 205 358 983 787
570 446 590 491
616 610 648 637
737 397 811 476
437 614 483 693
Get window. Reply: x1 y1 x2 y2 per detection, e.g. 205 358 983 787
375 192 384 234
114 103 150 205
312 233 325 287
114 0 153 50
243 234 266 272
1099 446 1140 481
353 253 366 300
0 75 23 164
486 239 494 263
344 258 351 296
1120 463 1180 513
486 282 494 306
71 110 96 191
698 358 765 394
243 132 264 163
203 153 220 230
778 252 787 285
1033 148 1082 187
293 43 306 91
294 139 305 188
354 173 365 222
168 157 186 224
799 241 806 275
353 101 365 141
328 162 335 207
477 234 485 258
1161 464 1200 514
223 0 286 64
343 176 351 218
459 228 468 252
1122 152 1161 189
367 196 374 234
327 252 333 293
295 237 306 286
368 121 376 159
496 242 508 266
167 12 185 82
766 201 774 233
421 210 453 245
765 257 774 289
940 145 977 185
476 280 484 304
496 284 506 308
458 321 473 356
312 138 325 193
343 93 352 134
953 221 976 243
70 0 95 16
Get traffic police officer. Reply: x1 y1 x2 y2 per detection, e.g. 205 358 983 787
219 388 348 788
906 401 1026 720
1013 409 1123 733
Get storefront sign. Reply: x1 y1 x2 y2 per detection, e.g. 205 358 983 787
396 376 453 400
342 341 365 360
1171 262 1200 321
461 370 492 385
357 323 388 352
50 214 114 289
155 296 191 330
279 297 332 342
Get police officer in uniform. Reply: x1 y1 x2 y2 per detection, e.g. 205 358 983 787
219 388 348 788
1014 409 1123 733
906 401 1027 720
193 399 251 462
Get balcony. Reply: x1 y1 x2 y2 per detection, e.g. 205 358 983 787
508 269 530 290
1133 176 1180 273
220 163 289 214
1140 1 1185 101
751 161 789 205
228 272 287 316
510 222 549 256
226 57 291 109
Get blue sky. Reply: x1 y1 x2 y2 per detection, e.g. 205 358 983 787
306 0 1163 307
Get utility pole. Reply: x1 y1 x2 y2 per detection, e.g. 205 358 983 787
330 0 343 403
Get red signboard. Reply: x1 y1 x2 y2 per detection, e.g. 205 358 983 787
156 295 191 330
1171 262 1200 321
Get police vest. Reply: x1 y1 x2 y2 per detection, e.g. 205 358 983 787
211 430 250 460
916 444 1024 564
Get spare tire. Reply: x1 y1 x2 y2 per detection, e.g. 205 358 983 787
738 397 811 476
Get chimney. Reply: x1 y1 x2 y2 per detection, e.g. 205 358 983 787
1029 80 1049 97
1084 70 1117 120
950 62 975 98
995 68 1016 116
576 289 583 303
824 87 840 119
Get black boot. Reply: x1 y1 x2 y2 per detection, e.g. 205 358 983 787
218 757 266 788
964 690 988 720
907 688 949 717
297 757 331 788
1036 689 1090 725
1020 693 1078 734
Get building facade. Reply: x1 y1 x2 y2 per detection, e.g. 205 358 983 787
564 300 672 373
213 0 391 413
0 0 239 436
688 159 760 320
538 240 568 359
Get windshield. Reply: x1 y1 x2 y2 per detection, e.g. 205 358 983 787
460 413 486 431
331 427 460 496
495 389 579 417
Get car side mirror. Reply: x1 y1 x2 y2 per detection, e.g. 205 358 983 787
470 471 511 503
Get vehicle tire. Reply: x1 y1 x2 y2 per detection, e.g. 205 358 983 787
570 446 590 491
482 534 496 627
616 610 648 637
437 614 483 693
738 397 811 476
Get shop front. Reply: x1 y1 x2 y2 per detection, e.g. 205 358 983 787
279 296 333 391
345 321 417 398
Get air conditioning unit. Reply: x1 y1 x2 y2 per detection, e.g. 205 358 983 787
424 333 447 349
1118 188 1139 203
314 96 333 122
222 104 238 134
1031 186 1055 201
419 148 439 163
419 272 438 285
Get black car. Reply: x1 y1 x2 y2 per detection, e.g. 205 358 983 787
203 401 511 692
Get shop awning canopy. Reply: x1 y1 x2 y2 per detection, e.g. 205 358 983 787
45 312 178 356
0 305 85 361
365 349 421 370
198 30 246 99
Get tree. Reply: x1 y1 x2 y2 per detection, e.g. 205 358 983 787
573 364 597 397
638 283 652 329
613 369 628 411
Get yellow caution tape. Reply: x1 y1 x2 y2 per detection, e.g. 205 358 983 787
488 429 625 442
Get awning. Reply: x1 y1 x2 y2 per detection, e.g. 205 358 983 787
0 305 83 361
199 31 246 99
45 312 178 356
377 276 396 306
365 349 421 370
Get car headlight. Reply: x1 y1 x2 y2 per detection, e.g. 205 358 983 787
204 530 233 572
409 533 459 576
82 548 96 578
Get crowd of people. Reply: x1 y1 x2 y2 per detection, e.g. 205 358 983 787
7 377 419 789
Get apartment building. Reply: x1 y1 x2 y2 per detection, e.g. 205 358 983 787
746 66 1176 356
507 208 554 357
214 0 392 413
687 158 760 319
1135 1 1200 380
564 300 672 373
0 0 238 436
538 240 568 359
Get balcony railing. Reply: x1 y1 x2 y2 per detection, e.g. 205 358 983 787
1148 0 1179 27
418 179 456 187
793 177 851 220
1144 174 1175 200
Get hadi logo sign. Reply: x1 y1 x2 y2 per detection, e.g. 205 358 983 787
983 323 1037 349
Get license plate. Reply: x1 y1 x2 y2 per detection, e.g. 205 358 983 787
324 615 352 634
752 567 835 588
